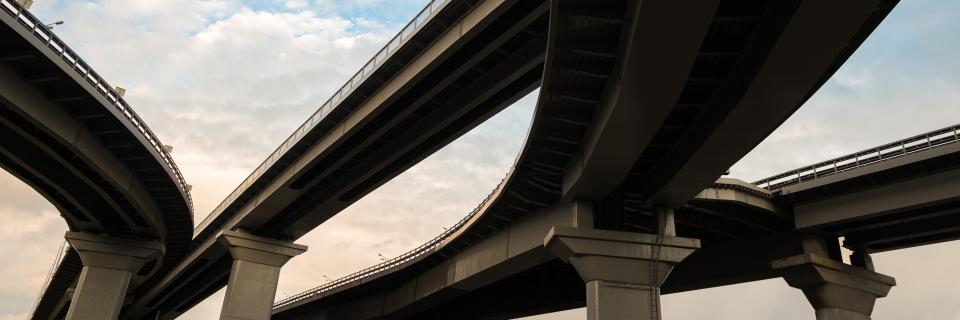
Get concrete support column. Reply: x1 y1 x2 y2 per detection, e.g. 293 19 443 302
63 232 163 320
218 230 307 320
545 226 700 320
773 254 895 320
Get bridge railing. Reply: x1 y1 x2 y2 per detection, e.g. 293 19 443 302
30 240 68 317
754 124 960 190
0 0 193 211
194 0 453 235
273 173 508 310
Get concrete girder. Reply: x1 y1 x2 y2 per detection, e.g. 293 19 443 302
275 32 547 236
793 163 960 231
645 0 892 206
0 63 164 237
560 0 720 201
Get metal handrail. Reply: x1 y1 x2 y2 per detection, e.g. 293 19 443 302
273 173 508 310
29 240 68 318
754 124 960 190
194 0 453 235
0 0 193 211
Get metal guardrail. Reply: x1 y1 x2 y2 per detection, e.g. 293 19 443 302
754 124 960 190
0 0 193 211
194 0 453 235
273 173 508 310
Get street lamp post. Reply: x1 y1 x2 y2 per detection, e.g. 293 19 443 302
45 20 64 29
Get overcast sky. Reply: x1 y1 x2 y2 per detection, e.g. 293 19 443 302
1 0 958 319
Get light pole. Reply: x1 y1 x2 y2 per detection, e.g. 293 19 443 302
45 20 63 29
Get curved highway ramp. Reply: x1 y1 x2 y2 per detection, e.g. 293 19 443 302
0 1 194 319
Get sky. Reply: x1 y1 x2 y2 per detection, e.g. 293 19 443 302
0 0 958 319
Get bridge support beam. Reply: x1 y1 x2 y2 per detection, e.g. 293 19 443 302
545 226 700 320
63 232 163 320
773 253 895 320
217 230 307 320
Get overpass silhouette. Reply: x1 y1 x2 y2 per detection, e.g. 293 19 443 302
14 0 953 319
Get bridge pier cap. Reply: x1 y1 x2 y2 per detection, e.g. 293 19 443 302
217 230 307 320
773 253 895 320
545 226 700 320
63 232 163 320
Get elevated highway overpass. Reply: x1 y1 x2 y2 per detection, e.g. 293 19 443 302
142 0 896 318
270 125 959 320
0 1 195 319
26 0 902 318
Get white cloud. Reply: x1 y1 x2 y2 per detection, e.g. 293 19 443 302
832 68 874 88
0 312 29 320
0 177 65 318
284 0 308 9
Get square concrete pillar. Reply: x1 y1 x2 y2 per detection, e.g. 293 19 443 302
773 254 896 320
218 230 307 320
545 226 700 320
63 232 163 320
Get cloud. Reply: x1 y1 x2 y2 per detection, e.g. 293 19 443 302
0 313 29 320
832 68 873 88
0 180 65 318
284 0 308 9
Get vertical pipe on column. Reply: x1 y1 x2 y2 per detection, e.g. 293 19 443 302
654 207 676 237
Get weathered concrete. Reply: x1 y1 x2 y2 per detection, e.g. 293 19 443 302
545 226 700 320
218 231 307 320
773 254 895 320
63 232 163 320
